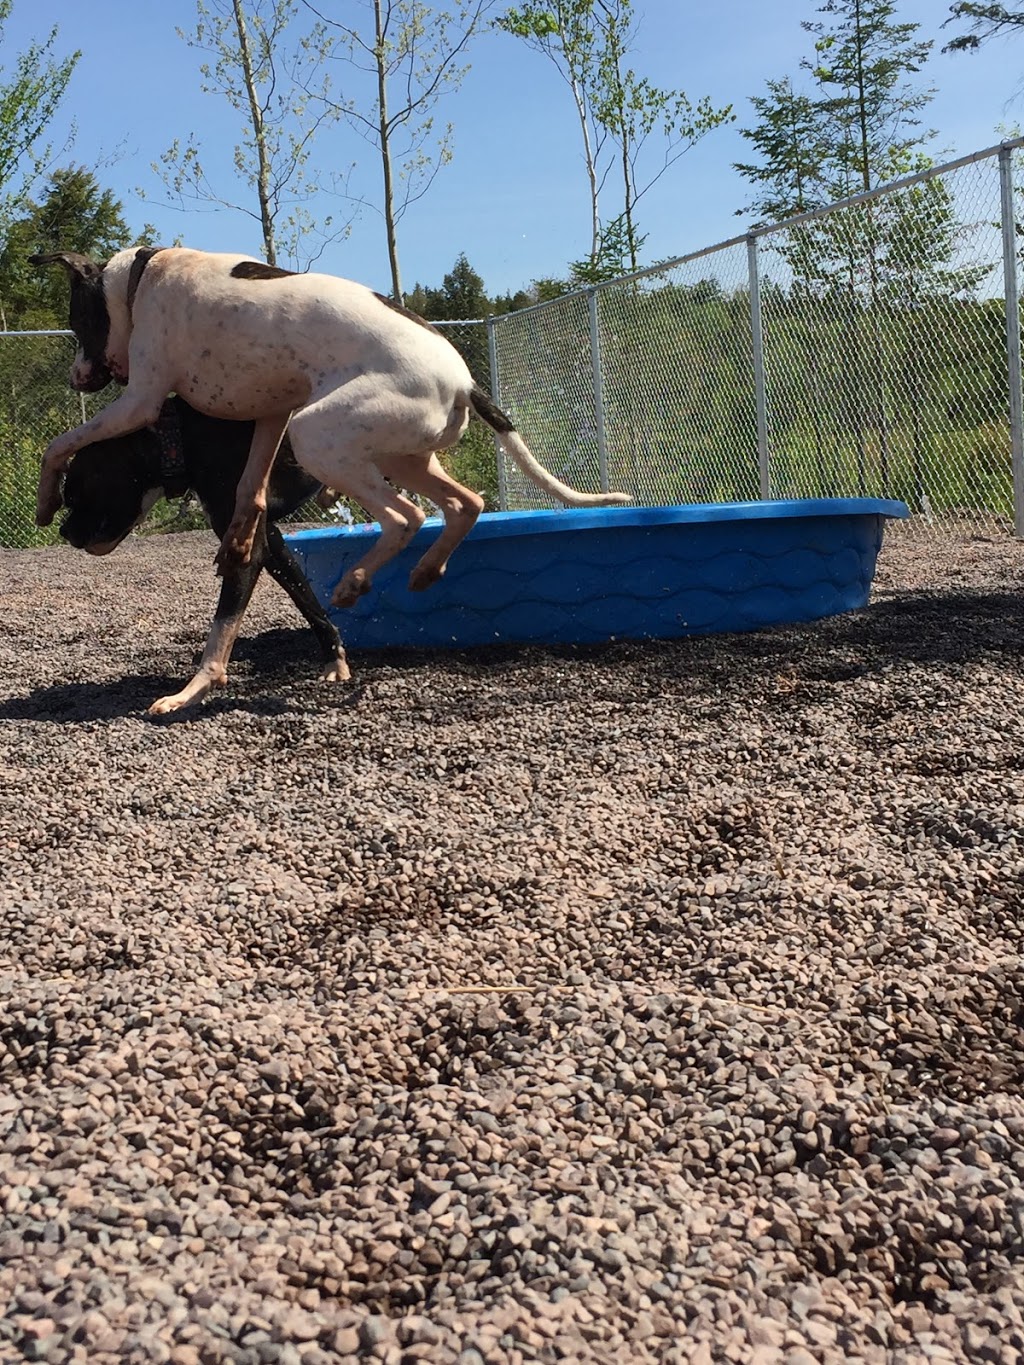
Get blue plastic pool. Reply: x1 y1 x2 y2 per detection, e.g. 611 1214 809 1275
284 498 908 651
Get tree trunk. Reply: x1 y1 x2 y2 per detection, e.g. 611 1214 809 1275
232 0 277 265
375 0 403 303
568 68 602 266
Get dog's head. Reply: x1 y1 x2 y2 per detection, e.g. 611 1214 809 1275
31 246 161 392
29 251 118 392
59 436 163 555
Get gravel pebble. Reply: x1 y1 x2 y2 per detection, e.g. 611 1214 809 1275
1 525 1023 1363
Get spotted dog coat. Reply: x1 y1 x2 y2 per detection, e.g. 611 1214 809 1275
35 247 630 608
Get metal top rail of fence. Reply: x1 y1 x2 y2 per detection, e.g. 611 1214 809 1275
3 139 1024 548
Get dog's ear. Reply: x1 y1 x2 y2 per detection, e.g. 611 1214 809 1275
28 251 102 280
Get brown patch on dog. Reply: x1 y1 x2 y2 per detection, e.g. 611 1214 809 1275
469 385 516 434
231 261 297 281
373 292 437 332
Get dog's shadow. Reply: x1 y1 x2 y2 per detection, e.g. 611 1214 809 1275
4 589 1024 726
0 629 367 725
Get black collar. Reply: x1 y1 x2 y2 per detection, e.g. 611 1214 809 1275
151 400 190 499
126 246 166 320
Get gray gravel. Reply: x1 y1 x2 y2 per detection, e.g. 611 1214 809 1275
1 522 1024 1365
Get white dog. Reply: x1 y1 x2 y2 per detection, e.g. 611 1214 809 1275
36 247 629 606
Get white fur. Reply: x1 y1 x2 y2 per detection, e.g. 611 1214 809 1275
39 247 629 604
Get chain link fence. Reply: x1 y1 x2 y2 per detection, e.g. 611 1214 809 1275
490 138 1024 536
0 333 86 548
3 140 1024 547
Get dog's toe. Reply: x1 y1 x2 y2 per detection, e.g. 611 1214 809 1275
215 539 251 574
331 569 371 608
320 658 352 683
148 694 184 716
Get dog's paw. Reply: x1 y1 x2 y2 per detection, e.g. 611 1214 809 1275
331 568 372 608
320 654 352 683
408 562 445 593
35 489 61 528
148 693 191 716
148 671 219 715
215 539 250 575
216 520 257 572
35 468 64 527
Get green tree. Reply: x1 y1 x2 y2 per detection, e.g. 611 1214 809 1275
500 0 732 277
0 166 154 328
306 0 493 302
804 0 934 199
734 1 941 498
943 3 1024 50
0 1 79 246
149 0 345 268
735 77 831 226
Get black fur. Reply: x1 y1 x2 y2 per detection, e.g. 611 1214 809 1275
60 397 342 669
469 385 516 434
127 246 166 316
28 251 112 392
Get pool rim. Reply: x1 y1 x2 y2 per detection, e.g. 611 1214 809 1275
284 497 910 545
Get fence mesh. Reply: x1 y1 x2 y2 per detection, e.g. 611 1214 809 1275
490 140 1024 536
0 333 87 548
2 144 1023 549
757 152 1011 525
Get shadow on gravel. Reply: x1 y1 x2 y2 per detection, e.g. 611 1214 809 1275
349 588 1024 676
0 675 181 723
3 590 1022 725
0 625 367 725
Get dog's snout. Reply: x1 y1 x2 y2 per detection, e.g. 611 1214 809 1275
70 367 112 394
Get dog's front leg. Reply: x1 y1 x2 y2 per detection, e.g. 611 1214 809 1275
36 385 169 526
216 414 291 572
149 537 267 715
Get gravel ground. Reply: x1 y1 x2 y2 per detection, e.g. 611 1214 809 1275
2 522 1024 1365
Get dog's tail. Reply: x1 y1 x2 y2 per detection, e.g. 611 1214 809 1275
469 386 631 507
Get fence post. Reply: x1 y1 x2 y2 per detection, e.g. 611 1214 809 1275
587 287 610 493
487 314 508 511
747 234 770 500
999 146 1024 537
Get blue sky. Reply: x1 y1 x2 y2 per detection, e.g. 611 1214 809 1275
5 0 1024 298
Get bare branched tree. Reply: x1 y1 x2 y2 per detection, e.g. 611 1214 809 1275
303 0 494 302
146 0 352 269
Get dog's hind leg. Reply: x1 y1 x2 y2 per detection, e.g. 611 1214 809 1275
285 407 428 606
327 468 427 607
149 528 269 716
216 413 292 572
377 452 484 592
263 523 351 682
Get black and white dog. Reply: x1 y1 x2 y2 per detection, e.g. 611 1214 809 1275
58 396 349 715
34 247 629 612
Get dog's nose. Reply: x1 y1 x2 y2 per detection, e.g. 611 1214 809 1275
70 365 112 393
